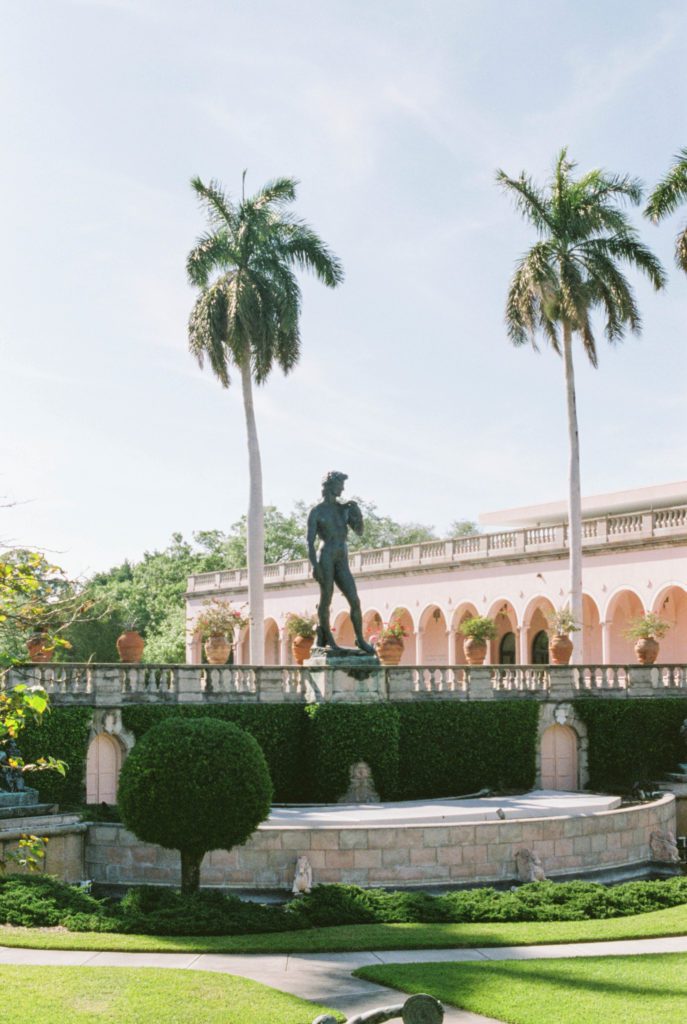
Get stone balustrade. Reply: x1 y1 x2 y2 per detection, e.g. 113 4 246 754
187 502 687 594
6 661 687 706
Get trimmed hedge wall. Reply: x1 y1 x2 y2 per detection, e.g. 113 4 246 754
121 705 308 803
396 701 539 799
19 707 93 806
13 701 541 807
305 703 401 801
574 697 687 790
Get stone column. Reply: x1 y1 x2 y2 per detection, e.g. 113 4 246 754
280 630 290 666
415 629 424 665
518 625 530 665
601 620 612 663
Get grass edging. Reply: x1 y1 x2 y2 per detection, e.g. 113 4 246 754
2 903 687 954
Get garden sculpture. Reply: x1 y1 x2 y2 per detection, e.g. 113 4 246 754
0 739 25 792
313 992 444 1024
650 829 681 864
338 761 380 804
291 855 313 895
307 471 376 656
515 847 547 882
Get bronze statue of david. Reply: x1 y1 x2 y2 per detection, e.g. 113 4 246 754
307 471 376 656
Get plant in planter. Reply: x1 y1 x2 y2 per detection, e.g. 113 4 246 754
623 612 670 665
116 619 145 664
369 617 408 666
26 628 55 663
546 606 580 666
284 612 317 665
458 616 497 665
194 599 247 665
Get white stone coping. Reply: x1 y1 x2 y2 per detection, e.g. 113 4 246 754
263 790 624 830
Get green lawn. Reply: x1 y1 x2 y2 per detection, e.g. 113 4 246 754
2 902 687 953
355 952 687 1024
1 965 342 1024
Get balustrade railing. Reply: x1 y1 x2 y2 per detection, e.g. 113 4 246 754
6 661 687 705
186 503 687 594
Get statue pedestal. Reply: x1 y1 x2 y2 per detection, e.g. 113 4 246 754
304 648 385 702
0 786 39 809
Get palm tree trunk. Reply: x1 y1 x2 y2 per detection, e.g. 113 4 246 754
240 357 265 666
562 322 583 663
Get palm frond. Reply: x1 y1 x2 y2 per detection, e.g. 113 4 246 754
277 221 344 286
644 148 687 222
186 231 235 287
252 177 298 210
188 280 231 388
190 177 237 231
577 168 644 207
677 225 687 272
495 169 552 234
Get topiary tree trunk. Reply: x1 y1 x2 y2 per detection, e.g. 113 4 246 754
180 850 203 895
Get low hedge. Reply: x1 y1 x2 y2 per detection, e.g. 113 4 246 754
3 876 687 936
17 707 92 806
574 697 687 790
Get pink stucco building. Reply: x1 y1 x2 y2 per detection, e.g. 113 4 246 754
186 482 687 666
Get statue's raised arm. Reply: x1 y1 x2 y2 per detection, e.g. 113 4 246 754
346 500 364 537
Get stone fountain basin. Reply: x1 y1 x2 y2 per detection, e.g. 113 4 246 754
266 790 622 829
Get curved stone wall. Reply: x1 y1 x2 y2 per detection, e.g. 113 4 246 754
86 792 677 889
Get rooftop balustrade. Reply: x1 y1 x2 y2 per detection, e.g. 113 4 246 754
186 503 687 594
6 661 686 706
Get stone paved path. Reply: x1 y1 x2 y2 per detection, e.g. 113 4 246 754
3 935 687 1023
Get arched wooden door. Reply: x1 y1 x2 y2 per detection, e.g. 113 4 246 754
540 724 577 791
86 734 121 805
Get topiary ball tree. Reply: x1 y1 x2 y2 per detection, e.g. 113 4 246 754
118 717 272 894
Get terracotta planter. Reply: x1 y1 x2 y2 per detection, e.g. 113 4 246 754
291 634 314 665
116 629 145 663
634 637 659 665
26 635 54 663
464 637 487 665
375 636 404 666
549 634 573 666
204 634 232 665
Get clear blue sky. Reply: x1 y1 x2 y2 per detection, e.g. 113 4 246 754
2 0 686 577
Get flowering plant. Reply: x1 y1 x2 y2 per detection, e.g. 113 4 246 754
193 599 247 641
623 612 670 641
459 616 497 642
285 612 317 639
369 619 407 645
547 606 580 636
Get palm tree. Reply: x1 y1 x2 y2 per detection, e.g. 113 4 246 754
187 175 343 664
497 149 665 662
645 148 687 273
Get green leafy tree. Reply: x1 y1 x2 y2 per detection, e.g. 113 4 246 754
645 147 687 273
448 519 479 537
66 533 228 663
0 551 74 871
497 149 665 660
186 174 344 664
118 717 272 893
